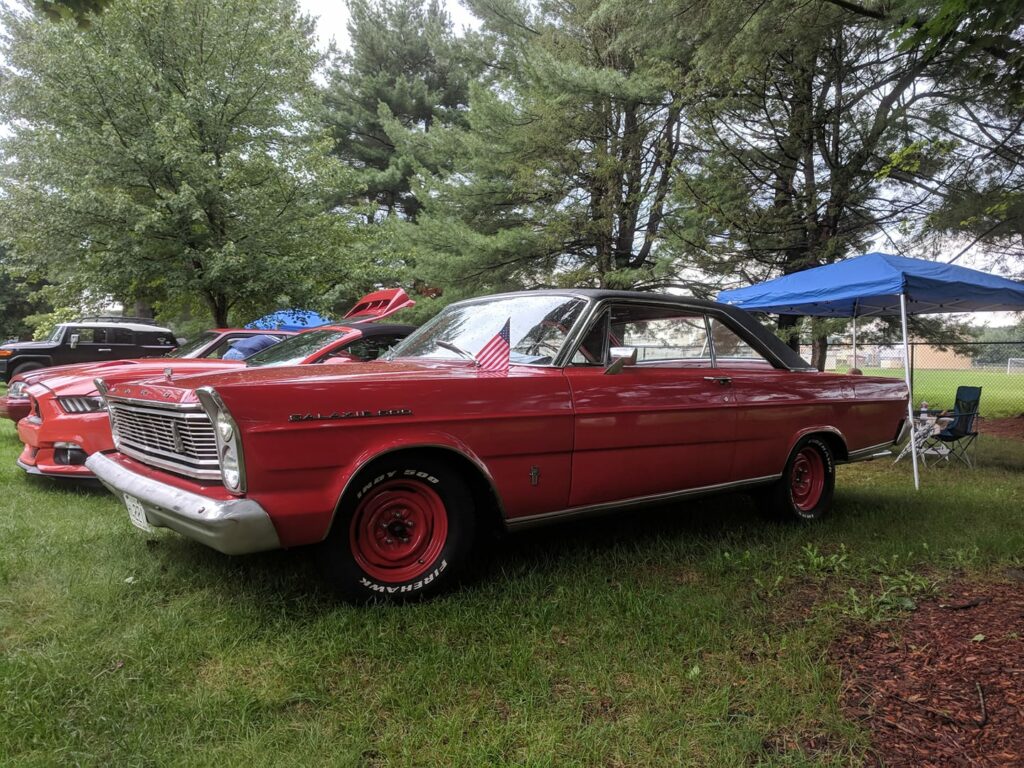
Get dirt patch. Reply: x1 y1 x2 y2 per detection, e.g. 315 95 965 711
835 580 1024 766
980 415 1024 441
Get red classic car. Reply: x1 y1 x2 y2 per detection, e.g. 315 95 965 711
17 319 414 479
1 328 295 424
86 290 909 602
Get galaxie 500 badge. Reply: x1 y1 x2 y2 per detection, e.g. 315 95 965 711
289 408 412 423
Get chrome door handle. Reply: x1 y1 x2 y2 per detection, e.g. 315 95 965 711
98 348 112 352
703 375 732 385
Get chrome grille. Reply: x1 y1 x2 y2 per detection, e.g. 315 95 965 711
107 399 221 480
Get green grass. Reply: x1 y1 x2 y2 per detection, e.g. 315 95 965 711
2 414 1023 766
850 367 1024 418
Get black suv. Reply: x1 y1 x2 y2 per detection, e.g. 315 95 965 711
0 317 177 382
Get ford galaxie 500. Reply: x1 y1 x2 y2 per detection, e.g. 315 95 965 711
86 290 908 602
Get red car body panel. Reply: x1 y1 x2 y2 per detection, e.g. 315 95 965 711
0 329 294 424
0 395 30 423
93 356 905 548
82 290 908 569
16 324 410 479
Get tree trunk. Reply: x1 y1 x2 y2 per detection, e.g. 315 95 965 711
132 299 153 319
811 334 828 371
206 293 229 328
777 314 802 352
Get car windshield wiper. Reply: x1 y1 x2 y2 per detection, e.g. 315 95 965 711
436 340 478 366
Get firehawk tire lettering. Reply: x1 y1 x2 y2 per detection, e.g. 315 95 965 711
319 457 476 603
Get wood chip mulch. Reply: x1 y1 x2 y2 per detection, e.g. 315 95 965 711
980 415 1024 442
834 580 1024 767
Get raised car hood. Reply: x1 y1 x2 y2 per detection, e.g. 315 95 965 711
41 359 243 397
342 288 416 322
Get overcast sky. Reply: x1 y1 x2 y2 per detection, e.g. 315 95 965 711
297 0 480 52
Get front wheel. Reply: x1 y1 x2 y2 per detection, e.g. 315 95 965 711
758 436 836 522
318 456 477 603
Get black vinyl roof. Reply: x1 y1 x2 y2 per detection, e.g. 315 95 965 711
451 289 816 372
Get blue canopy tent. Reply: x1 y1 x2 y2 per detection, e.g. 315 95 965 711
245 309 333 332
718 252 1024 488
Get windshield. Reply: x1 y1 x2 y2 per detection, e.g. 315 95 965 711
391 295 588 366
165 331 218 358
47 326 65 344
245 328 349 367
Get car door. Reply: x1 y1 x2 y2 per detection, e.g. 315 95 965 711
563 303 737 508
706 317 833 481
64 327 115 364
108 327 140 360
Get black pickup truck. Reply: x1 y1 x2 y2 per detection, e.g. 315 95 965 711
0 318 177 382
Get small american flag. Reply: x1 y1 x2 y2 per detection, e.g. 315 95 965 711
477 318 511 373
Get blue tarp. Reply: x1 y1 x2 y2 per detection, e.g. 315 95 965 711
717 252 1024 317
245 309 334 331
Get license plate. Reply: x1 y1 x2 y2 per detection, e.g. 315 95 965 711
124 494 156 533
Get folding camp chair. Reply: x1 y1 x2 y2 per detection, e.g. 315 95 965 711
920 386 982 467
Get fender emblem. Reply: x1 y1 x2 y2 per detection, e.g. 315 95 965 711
288 408 412 423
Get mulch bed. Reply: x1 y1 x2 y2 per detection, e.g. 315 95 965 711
980 415 1024 442
835 579 1024 766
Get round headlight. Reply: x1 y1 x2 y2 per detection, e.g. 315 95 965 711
216 411 234 443
221 447 241 491
9 382 26 398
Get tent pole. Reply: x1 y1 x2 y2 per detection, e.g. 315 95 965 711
852 316 858 370
899 293 920 490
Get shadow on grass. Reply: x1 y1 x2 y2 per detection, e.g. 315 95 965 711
19 473 107 494
133 489 793 612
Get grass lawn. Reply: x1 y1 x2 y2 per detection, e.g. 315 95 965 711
851 367 1024 418
2 414 1023 766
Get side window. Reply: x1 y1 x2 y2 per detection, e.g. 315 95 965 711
204 337 243 359
333 335 403 362
571 312 610 365
69 327 105 344
709 318 771 366
610 305 712 366
111 328 134 345
151 333 176 346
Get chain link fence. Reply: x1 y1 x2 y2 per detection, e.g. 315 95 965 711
799 341 1024 418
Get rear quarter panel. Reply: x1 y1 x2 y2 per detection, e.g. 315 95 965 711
730 370 907 478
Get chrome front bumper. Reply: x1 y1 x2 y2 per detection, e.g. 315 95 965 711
86 452 281 555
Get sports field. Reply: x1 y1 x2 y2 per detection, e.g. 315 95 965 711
852 367 1024 418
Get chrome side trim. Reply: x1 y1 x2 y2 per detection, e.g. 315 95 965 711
844 441 894 464
86 452 280 555
505 474 782 531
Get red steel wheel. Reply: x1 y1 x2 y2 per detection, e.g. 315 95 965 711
758 436 836 522
349 478 449 583
789 447 825 513
320 455 478 603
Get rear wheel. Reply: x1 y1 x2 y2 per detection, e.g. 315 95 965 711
319 456 477 603
758 436 835 522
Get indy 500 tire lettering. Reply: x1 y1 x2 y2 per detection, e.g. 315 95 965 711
319 455 477 602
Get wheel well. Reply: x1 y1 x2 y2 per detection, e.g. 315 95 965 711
9 359 46 378
807 430 848 462
337 447 506 536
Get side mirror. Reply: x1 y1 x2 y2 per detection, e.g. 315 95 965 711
68 333 80 349
604 347 638 375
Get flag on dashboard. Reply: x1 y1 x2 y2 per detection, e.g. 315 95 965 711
477 318 511 373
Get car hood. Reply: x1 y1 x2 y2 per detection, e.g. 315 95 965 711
14 358 149 387
1 340 54 352
102 359 488 405
37 359 244 397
